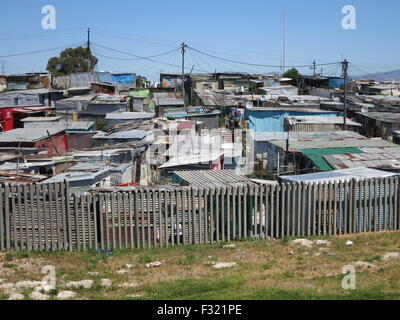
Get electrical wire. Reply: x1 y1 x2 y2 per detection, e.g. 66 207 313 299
91 42 209 73
0 29 85 41
188 46 341 69
0 42 85 58
92 47 181 61
91 29 179 48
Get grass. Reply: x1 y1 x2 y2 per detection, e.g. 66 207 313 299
1 231 400 300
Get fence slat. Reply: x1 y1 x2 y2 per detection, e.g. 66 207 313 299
210 188 215 243
0 185 4 251
1 176 399 253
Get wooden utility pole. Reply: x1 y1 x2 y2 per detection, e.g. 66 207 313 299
181 42 187 109
87 28 91 52
342 59 349 130
312 59 316 77
87 28 91 72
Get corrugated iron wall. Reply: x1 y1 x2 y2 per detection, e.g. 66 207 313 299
0 177 399 251
287 123 343 132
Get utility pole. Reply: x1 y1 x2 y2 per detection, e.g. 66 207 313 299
342 59 349 130
86 28 92 72
312 59 316 77
181 42 188 112
87 28 91 52
1 61 4 75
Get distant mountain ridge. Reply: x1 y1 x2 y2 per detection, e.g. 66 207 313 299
353 69 400 81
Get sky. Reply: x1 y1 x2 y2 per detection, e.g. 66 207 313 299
0 0 399 81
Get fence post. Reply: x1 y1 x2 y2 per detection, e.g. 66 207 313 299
74 194 81 252
64 180 73 251
396 177 400 230
269 184 274 239
0 184 4 251
237 186 242 239
227 187 231 241
157 190 163 248
243 185 247 239
276 184 281 239
327 182 332 235
232 187 236 241
204 188 209 244
390 177 396 231
98 193 105 250
384 178 389 230
280 183 286 238
264 184 270 239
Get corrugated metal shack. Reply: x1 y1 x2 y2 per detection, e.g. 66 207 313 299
54 94 96 115
77 95 128 123
355 112 400 139
0 89 63 107
268 134 400 174
172 169 254 188
105 112 155 128
280 167 400 183
153 92 184 117
284 115 361 132
92 129 153 146
0 127 69 154
6 73 51 91
164 108 220 130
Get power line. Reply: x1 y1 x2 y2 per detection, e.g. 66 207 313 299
0 30 84 41
91 29 178 48
92 42 209 73
188 46 341 69
92 48 181 61
0 43 84 58
90 28 339 64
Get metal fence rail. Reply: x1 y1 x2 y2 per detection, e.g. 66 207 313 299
0 177 399 252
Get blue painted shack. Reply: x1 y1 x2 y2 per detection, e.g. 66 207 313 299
245 106 340 132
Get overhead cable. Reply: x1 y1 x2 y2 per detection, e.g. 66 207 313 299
188 46 341 69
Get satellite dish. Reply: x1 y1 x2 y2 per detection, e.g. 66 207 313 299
361 106 369 113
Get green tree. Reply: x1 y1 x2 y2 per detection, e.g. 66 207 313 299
249 81 258 94
283 68 301 86
47 47 98 76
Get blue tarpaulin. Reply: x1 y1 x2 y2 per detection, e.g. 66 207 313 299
96 72 136 84
328 78 351 89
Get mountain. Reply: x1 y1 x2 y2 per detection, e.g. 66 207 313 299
353 69 400 81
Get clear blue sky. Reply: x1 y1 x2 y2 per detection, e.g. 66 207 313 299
0 0 399 81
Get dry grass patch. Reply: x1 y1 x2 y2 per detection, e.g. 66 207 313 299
1 231 400 299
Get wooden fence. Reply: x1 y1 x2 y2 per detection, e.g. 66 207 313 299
0 177 399 251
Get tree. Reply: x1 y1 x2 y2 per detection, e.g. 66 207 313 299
249 81 258 94
283 68 301 86
47 47 98 76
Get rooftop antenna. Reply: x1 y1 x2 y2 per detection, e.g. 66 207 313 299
282 0 287 74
